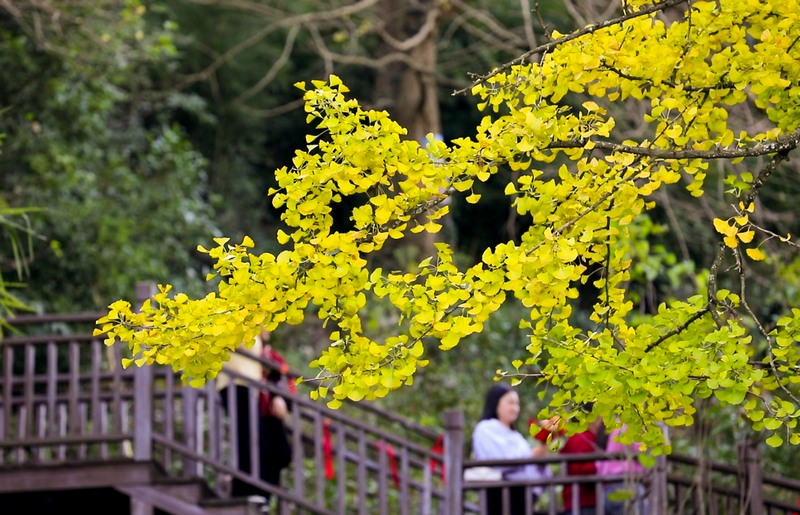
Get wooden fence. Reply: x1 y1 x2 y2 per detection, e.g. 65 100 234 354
2 289 800 514
0 303 449 514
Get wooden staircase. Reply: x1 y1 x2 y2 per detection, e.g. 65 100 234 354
0 310 446 514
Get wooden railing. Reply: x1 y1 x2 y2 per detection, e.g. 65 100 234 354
0 312 136 466
3 301 800 515
0 304 449 514
442 409 800 515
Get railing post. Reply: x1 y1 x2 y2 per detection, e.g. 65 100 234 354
650 454 668 515
647 423 669 515
133 366 153 462
133 281 155 463
182 386 199 478
738 439 764 514
444 409 464 515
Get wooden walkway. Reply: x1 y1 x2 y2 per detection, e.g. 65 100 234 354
2 304 800 514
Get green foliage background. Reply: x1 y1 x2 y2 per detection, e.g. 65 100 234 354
2 0 800 478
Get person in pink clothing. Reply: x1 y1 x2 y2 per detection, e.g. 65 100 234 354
596 424 648 515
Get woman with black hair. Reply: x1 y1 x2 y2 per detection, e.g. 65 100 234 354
471 383 550 514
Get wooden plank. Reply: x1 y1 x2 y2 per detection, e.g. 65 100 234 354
6 312 105 326
100 401 109 458
16 404 26 462
399 445 409 515
47 342 57 438
0 431 131 448
91 340 102 437
0 460 154 493
68 341 80 435
36 403 46 460
78 402 88 459
112 344 123 433
196 394 206 478
23 343 35 442
206 382 220 486
2 345 12 458
335 419 346 514
313 409 324 506
378 438 388 515
421 453 432 515
133 364 153 461
226 380 238 471
247 385 258 483
57 403 67 460
357 430 367 515
119 485 208 515
292 402 304 499
443 409 464 515
164 366 175 470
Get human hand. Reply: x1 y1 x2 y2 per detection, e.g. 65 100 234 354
271 396 288 419
539 416 561 431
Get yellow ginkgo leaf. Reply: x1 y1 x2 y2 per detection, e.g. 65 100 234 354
737 231 755 243
746 247 766 261
713 218 737 237
723 235 738 248
466 193 481 204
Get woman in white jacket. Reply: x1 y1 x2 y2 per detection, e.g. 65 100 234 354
471 383 550 514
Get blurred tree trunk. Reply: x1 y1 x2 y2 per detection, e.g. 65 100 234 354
373 0 443 261
374 0 442 144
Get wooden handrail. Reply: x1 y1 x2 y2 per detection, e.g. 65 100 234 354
237 348 441 440
5 312 106 325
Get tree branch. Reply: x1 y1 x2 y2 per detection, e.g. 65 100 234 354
375 4 440 52
644 304 711 353
453 0 690 95
236 24 300 104
548 126 800 160
177 0 381 90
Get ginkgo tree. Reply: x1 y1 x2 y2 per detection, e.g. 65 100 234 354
97 0 800 451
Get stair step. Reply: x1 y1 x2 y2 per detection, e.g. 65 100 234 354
150 478 207 504
200 495 268 515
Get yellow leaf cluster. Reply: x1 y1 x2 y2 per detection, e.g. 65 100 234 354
98 0 800 450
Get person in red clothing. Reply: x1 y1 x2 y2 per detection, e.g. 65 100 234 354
559 418 604 515
532 412 604 515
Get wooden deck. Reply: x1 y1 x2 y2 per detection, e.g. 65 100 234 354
2 302 800 514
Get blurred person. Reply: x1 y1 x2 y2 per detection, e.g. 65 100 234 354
596 423 647 515
472 383 550 514
218 328 291 500
534 408 603 515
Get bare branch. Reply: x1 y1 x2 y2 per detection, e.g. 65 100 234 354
189 0 286 17
519 0 538 50
310 28 435 75
448 0 527 48
177 0 381 90
375 4 440 52
237 98 305 119
735 247 800 406
457 18 526 57
562 0 589 27
236 24 300 104
743 150 792 206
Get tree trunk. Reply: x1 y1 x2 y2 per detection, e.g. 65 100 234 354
373 0 443 263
